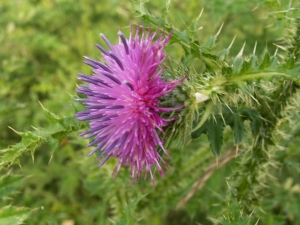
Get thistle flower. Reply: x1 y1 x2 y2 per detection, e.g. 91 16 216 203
75 25 184 186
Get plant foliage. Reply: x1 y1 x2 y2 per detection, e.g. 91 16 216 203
1 0 300 224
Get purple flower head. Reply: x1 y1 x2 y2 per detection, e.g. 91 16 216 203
76 25 184 186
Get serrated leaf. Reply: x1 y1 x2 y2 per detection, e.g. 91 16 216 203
115 195 146 225
232 43 245 74
181 53 195 66
1 133 42 166
191 120 208 139
205 35 218 50
232 56 244 74
220 36 236 62
249 54 259 71
172 29 191 43
204 23 223 50
268 55 279 69
232 115 245 144
207 117 224 156
241 109 262 137
132 3 222 70
0 174 26 200
0 206 32 225
219 48 230 62
39 102 60 123
286 64 300 81
129 0 148 16
162 0 171 23
260 52 271 69
0 105 86 168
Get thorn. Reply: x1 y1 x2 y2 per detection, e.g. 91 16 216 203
253 41 257 54
216 22 224 36
195 8 204 21
8 126 19 134
31 126 38 130
31 152 35 164
264 41 269 53
165 0 171 8
224 102 234 114
236 145 239 156
237 42 246 57
219 113 226 126
274 47 278 56
38 101 46 111
199 8 204 18
228 35 236 49
67 92 73 97
273 43 287 51
48 155 53 165
251 4 259 11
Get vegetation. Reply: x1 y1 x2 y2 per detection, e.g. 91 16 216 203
1 0 300 224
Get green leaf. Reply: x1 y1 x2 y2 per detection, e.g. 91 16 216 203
1 130 43 166
232 43 245 74
241 109 262 137
115 195 146 225
249 54 259 71
129 0 148 16
232 115 245 144
0 105 86 168
0 206 32 225
188 8 203 37
162 0 171 23
191 120 208 139
207 117 224 156
204 23 223 50
232 56 244 74
130 1 222 70
260 52 271 69
219 36 236 62
0 174 26 200
181 52 195 66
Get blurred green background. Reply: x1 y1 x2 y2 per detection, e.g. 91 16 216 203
1 0 300 224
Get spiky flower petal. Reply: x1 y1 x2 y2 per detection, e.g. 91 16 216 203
75 25 184 186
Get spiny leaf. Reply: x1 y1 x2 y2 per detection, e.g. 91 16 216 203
0 174 26 200
204 23 223 50
207 117 224 156
162 0 171 23
232 115 245 144
115 195 146 225
259 51 271 69
188 8 204 37
219 36 236 61
191 120 208 139
0 106 86 168
248 54 259 72
130 0 221 69
232 43 246 74
241 109 262 137
129 0 148 16
221 197 252 225
0 206 33 225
